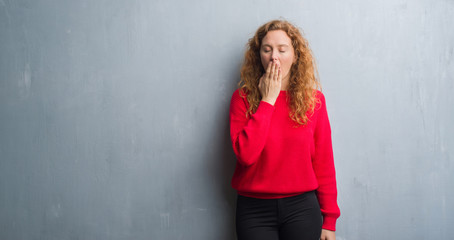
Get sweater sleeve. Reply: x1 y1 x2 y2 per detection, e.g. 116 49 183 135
312 92 341 231
229 90 275 166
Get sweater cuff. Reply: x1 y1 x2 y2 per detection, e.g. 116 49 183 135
258 100 275 112
322 216 337 231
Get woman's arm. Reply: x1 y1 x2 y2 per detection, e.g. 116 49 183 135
229 61 281 166
229 91 275 166
312 92 341 231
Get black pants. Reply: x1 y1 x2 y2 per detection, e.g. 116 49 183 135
236 191 322 240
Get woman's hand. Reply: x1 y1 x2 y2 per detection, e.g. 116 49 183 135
320 229 336 240
258 61 281 105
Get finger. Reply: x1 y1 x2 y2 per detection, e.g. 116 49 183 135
275 67 280 82
270 62 275 80
273 62 279 80
266 61 272 77
270 62 276 79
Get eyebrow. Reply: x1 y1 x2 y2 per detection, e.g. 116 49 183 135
261 44 290 48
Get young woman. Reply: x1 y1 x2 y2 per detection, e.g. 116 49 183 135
229 20 340 240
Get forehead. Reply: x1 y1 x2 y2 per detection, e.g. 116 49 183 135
261 30 292 46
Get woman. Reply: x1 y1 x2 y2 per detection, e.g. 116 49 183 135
229 20 340 240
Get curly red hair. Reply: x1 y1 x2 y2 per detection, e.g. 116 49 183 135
238 19 321 125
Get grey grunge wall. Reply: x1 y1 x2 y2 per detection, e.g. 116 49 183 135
1 0 453 239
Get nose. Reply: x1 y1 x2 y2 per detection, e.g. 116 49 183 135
271 51 279 62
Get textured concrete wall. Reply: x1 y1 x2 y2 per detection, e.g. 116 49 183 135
1 0 453 239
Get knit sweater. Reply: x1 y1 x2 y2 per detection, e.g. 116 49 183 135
229 89 340 231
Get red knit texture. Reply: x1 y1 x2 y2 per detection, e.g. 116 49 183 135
229 89 340 231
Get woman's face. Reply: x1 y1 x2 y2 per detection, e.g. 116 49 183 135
260 30 295 82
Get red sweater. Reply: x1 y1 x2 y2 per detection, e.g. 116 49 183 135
229 89 340 231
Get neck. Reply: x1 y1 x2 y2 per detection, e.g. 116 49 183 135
281 76 289 91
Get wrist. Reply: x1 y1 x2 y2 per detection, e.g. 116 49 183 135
261 98 276 106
